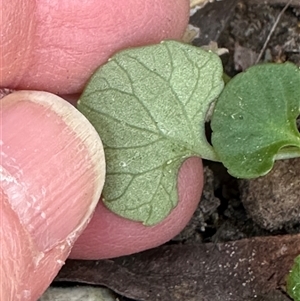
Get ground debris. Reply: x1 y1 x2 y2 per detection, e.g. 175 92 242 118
240 158 300 231
55 234 300 301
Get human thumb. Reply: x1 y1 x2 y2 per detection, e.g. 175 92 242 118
0 91 105 300
1 0 189 95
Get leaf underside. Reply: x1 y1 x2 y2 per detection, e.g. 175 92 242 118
78 41 224 225
211 62 300 179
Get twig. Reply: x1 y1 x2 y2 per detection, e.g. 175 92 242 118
250 0 299 6
255 0 292 64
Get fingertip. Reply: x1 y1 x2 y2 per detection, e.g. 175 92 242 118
71 156 203 259
1 0 190 94
1 90 106 299
1 91 105 251
0 190 70 301
177 156 204 208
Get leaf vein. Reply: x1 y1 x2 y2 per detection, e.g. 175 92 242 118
85 102 160 136
105 137 164 150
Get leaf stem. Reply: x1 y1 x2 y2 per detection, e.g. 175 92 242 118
222 73 231 84
275 147 300 161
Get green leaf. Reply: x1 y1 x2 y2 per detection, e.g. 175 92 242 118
287 255 300 301
78 40 224 225
211 62 300 179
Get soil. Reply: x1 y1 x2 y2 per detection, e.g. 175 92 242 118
53 1 300 300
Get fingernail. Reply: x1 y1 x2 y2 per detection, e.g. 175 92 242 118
0 91 105 252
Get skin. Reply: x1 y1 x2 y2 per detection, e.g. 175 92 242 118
1 0 204 299
71 157 203 259
1 91 105 301
2 0 190 94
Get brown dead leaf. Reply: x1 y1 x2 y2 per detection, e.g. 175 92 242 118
55 234 300 301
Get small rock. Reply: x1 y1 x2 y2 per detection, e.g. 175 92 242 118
234 42 258 71
39 286 118 301
239 158 300 231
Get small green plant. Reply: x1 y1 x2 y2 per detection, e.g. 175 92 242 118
78 40 300 226
287 255 300 300
211 62 300 178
